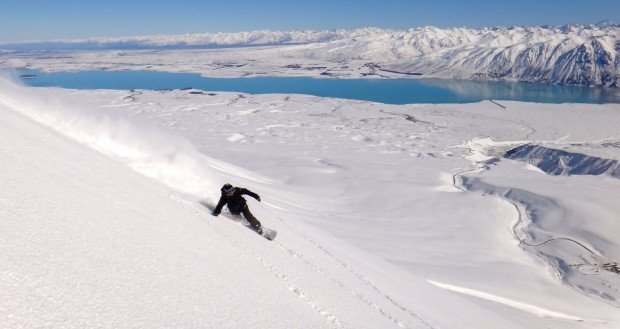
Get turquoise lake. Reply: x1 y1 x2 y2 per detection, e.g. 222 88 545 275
15 69 620 105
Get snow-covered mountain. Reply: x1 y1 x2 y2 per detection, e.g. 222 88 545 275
1 24 619 86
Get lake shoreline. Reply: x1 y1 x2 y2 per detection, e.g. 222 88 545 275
12 68 620 105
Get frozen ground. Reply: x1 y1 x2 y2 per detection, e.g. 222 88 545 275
1 77 620 328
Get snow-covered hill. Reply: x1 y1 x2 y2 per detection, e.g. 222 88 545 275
1 24 619 86
2 76 620 328
0 78 438 328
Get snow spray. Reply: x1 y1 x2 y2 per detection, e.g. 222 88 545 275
0 74 269 201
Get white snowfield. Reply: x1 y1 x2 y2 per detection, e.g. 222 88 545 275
1 76 620 328
1 24 618 86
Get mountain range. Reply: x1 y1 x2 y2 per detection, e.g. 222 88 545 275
1 24 618 86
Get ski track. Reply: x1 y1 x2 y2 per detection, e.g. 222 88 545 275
256 255 346 329
259 204 435 329
196 200 429 328
183 199 347 328
223 219 346 328
273 240 408 329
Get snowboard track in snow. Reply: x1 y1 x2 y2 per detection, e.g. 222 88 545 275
196 202 348 328
198 199 432 328
257 203 436 329
256 254 346 328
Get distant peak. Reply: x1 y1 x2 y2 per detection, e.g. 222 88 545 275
595 19 618 28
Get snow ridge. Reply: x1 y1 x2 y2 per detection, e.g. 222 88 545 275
505 144 620 178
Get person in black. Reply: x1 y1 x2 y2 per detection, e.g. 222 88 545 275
212 183 262 233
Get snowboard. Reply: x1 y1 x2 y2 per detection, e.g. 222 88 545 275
255 226 277 241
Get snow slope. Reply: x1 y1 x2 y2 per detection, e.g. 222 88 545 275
0 80 441 328
1 25 618 86
2 77 620 328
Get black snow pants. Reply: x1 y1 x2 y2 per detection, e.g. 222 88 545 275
242 205 262 230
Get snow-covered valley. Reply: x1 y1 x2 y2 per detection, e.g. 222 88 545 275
1 75 620 328
1 24 619 86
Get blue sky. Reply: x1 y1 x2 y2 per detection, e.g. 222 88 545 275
1 0 618 42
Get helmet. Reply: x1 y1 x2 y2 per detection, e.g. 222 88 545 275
222 183 235 194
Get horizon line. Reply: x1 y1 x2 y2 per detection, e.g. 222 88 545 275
1 20 617 46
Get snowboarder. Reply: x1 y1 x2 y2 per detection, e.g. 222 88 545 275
212 183 263 233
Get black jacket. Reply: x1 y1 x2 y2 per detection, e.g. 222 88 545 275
213 186 260 215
